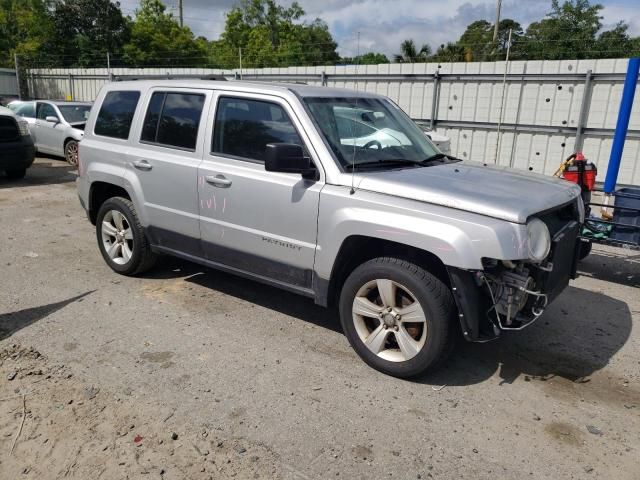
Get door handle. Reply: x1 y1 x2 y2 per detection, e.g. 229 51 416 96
133 160 153 171
205 174 232 188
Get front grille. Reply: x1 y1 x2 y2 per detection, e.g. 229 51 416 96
535 201 581 302
0 117 19 142
538 200 580 237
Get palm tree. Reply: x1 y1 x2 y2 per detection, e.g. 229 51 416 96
394 39 432 63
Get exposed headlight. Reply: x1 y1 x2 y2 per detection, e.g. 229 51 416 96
526 218 551 262
17 119 29 136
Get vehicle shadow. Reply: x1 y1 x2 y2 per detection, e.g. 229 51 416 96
422 285 632 386
577 248 640 288
146 257 342 333
0 291 94 341
0 157 75 189
146 259 631 386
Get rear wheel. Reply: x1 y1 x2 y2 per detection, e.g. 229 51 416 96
339 257 455 378
65 140 79 166
96 197 156 275
5 168 26 180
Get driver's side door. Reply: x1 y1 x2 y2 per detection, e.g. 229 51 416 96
198 92 323 292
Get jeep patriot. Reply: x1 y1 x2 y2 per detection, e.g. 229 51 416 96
77 80 584 378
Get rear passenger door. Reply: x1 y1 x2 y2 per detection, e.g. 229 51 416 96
127 88 210 254
198 92 323 291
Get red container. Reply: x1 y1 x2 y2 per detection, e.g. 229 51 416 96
563 163 597 191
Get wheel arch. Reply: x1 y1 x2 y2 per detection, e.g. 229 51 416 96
88 181 131 225
318 235 450 308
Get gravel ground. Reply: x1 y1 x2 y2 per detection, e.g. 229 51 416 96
0 158 639 479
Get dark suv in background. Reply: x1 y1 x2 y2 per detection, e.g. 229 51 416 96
0 105 35 179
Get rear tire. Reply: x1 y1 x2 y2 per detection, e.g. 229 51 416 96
96 197 156 276
5 168 26 179
339 257 455 378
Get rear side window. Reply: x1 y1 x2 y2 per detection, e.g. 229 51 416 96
12 102 35 118
212 97 302 163
141 92 205 150
95 91 140 139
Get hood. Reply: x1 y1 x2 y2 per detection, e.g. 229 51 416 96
353 161 581 224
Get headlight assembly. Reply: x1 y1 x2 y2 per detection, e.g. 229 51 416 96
526 218 551 262
17 120 30 137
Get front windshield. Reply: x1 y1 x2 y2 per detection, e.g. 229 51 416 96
303 96 441 169
58 105 91 123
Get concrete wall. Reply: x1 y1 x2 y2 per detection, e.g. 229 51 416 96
27 58 640 185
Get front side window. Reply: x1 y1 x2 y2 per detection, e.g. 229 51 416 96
303 97 442 170
58 105 91 124
141 92 205 150
95 91 141 139
37 103 57 121
212 97 302 163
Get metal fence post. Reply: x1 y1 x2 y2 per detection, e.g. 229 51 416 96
509 64 527 167
68 73 74 101
430 71 440 129
573 69 593 153
14 54 22 99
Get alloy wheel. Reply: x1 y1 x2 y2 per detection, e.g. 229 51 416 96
101 210 134 265
66 141 79 166
352 279 428 362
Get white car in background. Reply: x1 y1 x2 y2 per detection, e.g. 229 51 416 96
333 108 452 155
9 100 92 165
414 120 451 154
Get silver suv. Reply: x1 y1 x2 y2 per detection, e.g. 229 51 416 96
77 80 584 378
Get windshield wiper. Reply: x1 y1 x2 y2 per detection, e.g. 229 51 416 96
420 153 462 164
345 159 421 171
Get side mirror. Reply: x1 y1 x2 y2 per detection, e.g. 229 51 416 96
45 115 59 124
265 143 316 177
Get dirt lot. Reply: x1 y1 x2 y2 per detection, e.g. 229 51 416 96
0 158 639 479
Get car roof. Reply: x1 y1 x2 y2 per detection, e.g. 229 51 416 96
38 100 92 106
105 79 383 99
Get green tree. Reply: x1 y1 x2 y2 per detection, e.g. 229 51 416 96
48 0 130 66
521 0 603 60
394 39 431 63
0 0 52 68
217 0 338 68
430 42 466 63
340 52 389 65
594 21 638 58
122 0 208 67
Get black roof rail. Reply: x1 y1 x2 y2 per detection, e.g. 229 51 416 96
113 74 228 81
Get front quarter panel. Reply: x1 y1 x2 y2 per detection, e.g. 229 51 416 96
315 185 529 279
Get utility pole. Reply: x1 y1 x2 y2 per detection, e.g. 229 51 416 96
492 0 502 43
178 0 183 27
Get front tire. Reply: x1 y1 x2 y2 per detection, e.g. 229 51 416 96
339 257 455 378
65 140 79 166
5 168 26 179
96 197 156 275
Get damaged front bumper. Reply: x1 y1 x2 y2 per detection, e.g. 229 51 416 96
448 219 581 342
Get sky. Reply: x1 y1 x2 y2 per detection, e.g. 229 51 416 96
116 0 640 57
